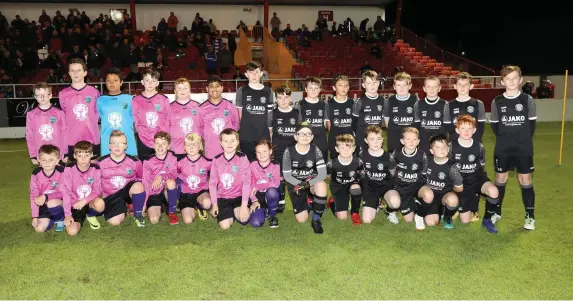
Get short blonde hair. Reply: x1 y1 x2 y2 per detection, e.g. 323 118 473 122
394 72 411 85
362 70 378 82
500 65 522 79
109 130 127 143
424 75 440 85
365 125 383 138
174 77 190 87
335 134 355 147
455 72 473 83
184 132 203 145
401 127 419 138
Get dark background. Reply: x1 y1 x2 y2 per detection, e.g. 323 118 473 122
385 0 572 75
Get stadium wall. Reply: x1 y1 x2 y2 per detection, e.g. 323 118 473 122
0 3 385 33
1 96 572 139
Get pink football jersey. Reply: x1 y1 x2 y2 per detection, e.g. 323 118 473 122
169 100 204 154
132 93 171 148
199 99 239 159
177 155 211 194
142 151 178 197
25 106 67 159
98 154 143 197
209 152 250 205
58 85 100 146
61 163 102 217
29 166 65 218
250 160 281 192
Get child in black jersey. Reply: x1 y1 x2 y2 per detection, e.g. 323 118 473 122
236 61 274 162
282 122 328 234
450 115 499 233
294 77 328 159
416 134 463 230
359 126 401 224
383 72 418 155
270 85 300 213
352 70 384 155
390 127 428 224
490 65 537 231
414 76 447 154
325 75 354 159
326 134 363 225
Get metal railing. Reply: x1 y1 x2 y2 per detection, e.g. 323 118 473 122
400 27 496 76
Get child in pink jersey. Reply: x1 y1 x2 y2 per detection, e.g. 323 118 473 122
199 75 239 159
26 82 67 164
209 128 251 229
177 133 212 224
61 141 106 236
249 140 280 228
132 68 171 159
30 145 66 233
98 130 147 227
58 58 101 159
142 131 179 225
169 78 203 157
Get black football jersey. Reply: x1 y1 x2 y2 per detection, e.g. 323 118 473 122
353 94 385 146
392 148 427 187
235 85 274 141
414 98 447 153
425 158 463 192
490 92 536 156
359 149 395 186
443 98 486 141
294 99 327 137
325 97 354 141
282 144 325 181
449 138 486 184
383 94 418 152
271 107 300 149
327 155 362 184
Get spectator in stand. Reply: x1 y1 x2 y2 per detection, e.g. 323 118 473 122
218 44 232 74
206 46 217 75
80 11 90 26
283 24 293 38
233 68 247 81
125 65 142 82
0 12 9 36
360 60 374 75
168 12 178 32
237 20 248 34
87 45 104 79
370 43 382 59
41 51 64 73
39 10 51 26
208 19 217 34
316 16 327 32
53 11 65 29
522 81 535 97
359 18 369 35
271 12 281 31
67 45 83 63
158 18 168 34
330 22 337 36
311 26 322 40
227 32 237 64
45 68 59 83
212 33 223 53
536 79 553 99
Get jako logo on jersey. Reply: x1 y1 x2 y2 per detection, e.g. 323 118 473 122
501 115 525 122
393 116 414 123
246 104 266 111
422 120 442 127
461 163 477 170
39 124 54 141
401 173 417 180
428 179 445 188
108 112 122 129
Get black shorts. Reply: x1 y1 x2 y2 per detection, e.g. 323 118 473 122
330 182 351 212
494 155 534 174
458 173 491 213
103 181 135 220
396 180 424 215
37 205 51 219
239 140 257 162
217 197 242 222
287 183 310 214
71 205 89 225
179 190 208 210
136 134 155 159
427 190 448 216
362 180 394 209
146 192 167 208
253 191 269 208
68 144 101 160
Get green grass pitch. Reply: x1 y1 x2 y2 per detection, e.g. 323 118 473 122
0 122 572 299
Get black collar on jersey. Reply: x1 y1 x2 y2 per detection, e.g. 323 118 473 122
70 83 88 92
42 168 56 178
223 153 237 162
141 92 159 100
110 154 127 164
38 105 53 112
258 160 272 169
186 154 203 163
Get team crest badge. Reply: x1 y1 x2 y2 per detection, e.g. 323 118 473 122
87 177 93 184
267 172 273 178
306 160 313 168
52 180 58 187
49 116 56 123
122 103 128 110
85 96 92 103
377 163 384 170
260 97 266 104
318 110 323 117
349 171 355 177
154 104 161 111
377 105 382 112
412 163 418 171
346 108 352 114
192 110 197 116
515 104 523 111
467 106 474 113
232 165 239 172
438 172 446 180
290 118 296 125
434 111 441 118
127 168 133 175
200 168 206 175
224 110 230 116
406 107 413 114
468 154 475 162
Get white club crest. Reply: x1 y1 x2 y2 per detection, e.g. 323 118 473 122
515 104 523 112
406 107 413 114
438 172 446 180
260 97 266 104
186 175 200 189
318 110 323 117
39 124 54 141
108 112 122 129
468 154 475 162
220 173 234 189
412 163 418 171
73 104 89 121
145 111 159 128
346 108 352 114
467 106 475 113
77 184 92 199
306 160 313 168
110 176 126 189
290 118 296 125
377 105 382 112
377 163 384 170
211 118 225 134
434 111 441 118
179 117 194 134
349 171 355 177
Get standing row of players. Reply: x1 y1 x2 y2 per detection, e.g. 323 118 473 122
27 60 536 234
